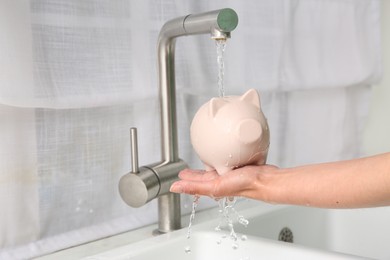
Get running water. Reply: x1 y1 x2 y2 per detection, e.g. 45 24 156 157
184 195 200 254
214 39 251 251
184 39 250 255
216 39 227 98
185 196 249 253
214 197 249 249
186 195 200 239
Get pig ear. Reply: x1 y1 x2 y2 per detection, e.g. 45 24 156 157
240 88 260 108
209 98 226 118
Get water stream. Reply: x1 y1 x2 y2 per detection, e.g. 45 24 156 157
184 39 249 254
185 196 249 253
216 39 227 98
185 195 200 254
186 195 200 240
214 197 249 249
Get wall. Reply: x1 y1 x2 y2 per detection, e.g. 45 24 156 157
364 1 390 154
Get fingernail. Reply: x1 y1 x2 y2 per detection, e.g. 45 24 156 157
170 183 183 193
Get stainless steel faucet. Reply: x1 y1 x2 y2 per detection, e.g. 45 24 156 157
119 8 238 233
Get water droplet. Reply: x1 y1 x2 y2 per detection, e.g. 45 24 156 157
229 154 233 158
184 246 191 254
215 226 221 231
232 243 239 250
241 235 248 241
230 232 238 241
88 209 94 214
216 239 222 245
228 196 236 203
238 216 249 227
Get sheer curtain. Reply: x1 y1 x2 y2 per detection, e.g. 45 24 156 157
0 0 381 259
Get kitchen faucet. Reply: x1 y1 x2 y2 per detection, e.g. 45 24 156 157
119 8 239 233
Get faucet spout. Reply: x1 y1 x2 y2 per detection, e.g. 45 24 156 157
119 8 238 234
183 8 238 39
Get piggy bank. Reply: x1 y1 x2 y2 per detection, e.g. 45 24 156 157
190 88 270 175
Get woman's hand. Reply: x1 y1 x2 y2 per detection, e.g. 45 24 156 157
170 165 279 201
170 153 390 208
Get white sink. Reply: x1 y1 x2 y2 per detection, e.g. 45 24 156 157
40 199 387 259
234 204 390 260
81 200 369 260
82 228 361 260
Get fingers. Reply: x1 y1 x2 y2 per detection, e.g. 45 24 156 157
170 180 217 197
170 169 220 197
171 165 269 197
170 165 278 200
178 168 219 181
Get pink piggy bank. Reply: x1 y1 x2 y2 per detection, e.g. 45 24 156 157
190 88 270 175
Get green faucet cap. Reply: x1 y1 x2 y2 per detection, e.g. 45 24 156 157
217 8 239 32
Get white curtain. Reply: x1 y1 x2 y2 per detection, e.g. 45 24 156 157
0 0 381 259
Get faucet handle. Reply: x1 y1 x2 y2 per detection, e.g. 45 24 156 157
130 127 139 173
119 127 160 208
119 127 187 208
